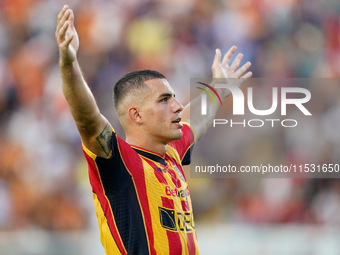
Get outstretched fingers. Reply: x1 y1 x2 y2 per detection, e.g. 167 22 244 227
221 46 237 66
57 7 70 33
59 27 74 49
56 6 77 50
57 20 69 42
56 5 78 66
68 9 75 28
62 33 74 49
235 61 251 78
242 71 253 80
229 53 244 71
57 5 68 22
212 48 222 68
212 46 253 79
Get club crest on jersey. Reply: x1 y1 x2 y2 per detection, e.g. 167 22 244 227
153 166 167 173
173 165 185 182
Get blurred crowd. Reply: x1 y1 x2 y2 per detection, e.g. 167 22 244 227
0 0 340 231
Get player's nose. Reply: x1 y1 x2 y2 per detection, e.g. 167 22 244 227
172 98 183 113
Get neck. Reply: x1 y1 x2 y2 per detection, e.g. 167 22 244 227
126 136 168 156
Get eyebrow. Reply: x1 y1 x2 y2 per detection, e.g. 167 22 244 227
158 92 175 98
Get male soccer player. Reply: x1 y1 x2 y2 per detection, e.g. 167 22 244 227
56 5 251 255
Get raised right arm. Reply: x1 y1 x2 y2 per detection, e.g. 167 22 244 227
55 5 112 158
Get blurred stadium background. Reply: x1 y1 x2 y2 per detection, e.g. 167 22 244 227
0 0 340 254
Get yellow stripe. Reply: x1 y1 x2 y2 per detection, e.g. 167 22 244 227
164 149 199 254
194 232 200 255
166 145 181 165
87 148 127 254
141 159 170 254
145 158 198 254
82 142 112 159
93 193 122 255
180 143 194 163
82 143 97 159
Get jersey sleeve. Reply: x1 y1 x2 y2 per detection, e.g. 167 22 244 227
81 126 132 195
169 122 195 166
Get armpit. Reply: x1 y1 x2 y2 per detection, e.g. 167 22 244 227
95 122 113 157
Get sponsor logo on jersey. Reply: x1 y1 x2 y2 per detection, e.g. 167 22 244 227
165 185 189 200
159 206 195 232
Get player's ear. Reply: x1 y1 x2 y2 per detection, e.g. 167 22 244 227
128 106 143 124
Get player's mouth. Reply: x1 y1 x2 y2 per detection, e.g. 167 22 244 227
172 117 183 128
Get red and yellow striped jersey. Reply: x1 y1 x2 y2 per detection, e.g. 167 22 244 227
82 123 199 254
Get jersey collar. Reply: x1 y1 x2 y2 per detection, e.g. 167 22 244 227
131 146 166 166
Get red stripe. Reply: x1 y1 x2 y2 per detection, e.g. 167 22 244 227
167 168 182 189
181 201 190 212
84 151 127 255
161 197 174 209
118 142 157 255
167 230 182 255
145 158 183 255
154 168 168 185
168 124 191 160
186 232 196 255
161 197 182 255
140 156 168 185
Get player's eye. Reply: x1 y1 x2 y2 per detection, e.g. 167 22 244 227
160 97 168 103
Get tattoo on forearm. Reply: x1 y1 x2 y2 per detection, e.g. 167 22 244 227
95 122 112 156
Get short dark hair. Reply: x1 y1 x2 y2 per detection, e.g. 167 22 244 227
113 69 166 109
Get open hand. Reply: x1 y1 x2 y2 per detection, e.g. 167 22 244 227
55 5 79 67
212 46 252 82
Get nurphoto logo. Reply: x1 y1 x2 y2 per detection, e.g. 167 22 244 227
197 82 312 128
